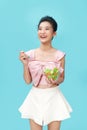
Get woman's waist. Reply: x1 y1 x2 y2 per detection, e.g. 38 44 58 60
36 84 58 88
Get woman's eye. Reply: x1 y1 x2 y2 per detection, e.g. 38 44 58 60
38 27 50 31
38 28 42 30
45 28 49 30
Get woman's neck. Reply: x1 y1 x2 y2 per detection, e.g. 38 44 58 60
40 43 53 51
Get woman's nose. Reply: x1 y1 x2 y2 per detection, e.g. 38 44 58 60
41 29 46 33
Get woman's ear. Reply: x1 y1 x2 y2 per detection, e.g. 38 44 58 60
52 32 57 40
53 31 57 37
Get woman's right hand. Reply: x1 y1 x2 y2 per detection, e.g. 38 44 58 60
19 51 29 65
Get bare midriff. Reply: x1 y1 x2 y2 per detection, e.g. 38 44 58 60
36 84 58 89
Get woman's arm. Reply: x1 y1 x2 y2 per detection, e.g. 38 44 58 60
57 57 65 85
23 64 32 84
19 51 32 84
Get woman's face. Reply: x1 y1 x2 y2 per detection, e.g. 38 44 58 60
38 21 56 44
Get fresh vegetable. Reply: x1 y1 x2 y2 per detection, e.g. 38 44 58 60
44 67 60 80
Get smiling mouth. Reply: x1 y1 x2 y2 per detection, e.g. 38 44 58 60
40 36 47 38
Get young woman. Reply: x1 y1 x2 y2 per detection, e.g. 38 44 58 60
19 16 72 130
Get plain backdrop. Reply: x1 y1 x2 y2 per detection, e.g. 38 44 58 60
0 0 87 130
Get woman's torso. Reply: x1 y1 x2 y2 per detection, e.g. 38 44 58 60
25 48 65 88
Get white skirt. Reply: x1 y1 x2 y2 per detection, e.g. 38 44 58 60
18 86 72 126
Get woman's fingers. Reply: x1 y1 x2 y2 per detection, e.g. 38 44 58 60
20 51 27 59
19 51 29 65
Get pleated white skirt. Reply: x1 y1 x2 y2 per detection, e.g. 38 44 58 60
18 86 72 126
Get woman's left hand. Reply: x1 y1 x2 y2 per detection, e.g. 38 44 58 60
45 75 60 85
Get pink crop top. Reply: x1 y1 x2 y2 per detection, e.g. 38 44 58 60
25 49 65 87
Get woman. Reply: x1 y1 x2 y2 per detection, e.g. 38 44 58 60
19 16 72 130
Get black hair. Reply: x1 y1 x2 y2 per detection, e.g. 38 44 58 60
38 16 58 32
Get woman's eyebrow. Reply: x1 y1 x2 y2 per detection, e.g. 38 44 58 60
39 25 52 28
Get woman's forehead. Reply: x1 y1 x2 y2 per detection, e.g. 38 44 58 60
39 21 52 27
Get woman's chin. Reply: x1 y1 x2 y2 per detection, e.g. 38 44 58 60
40 39 49 44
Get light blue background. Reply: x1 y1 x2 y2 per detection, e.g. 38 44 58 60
0 0 87 130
